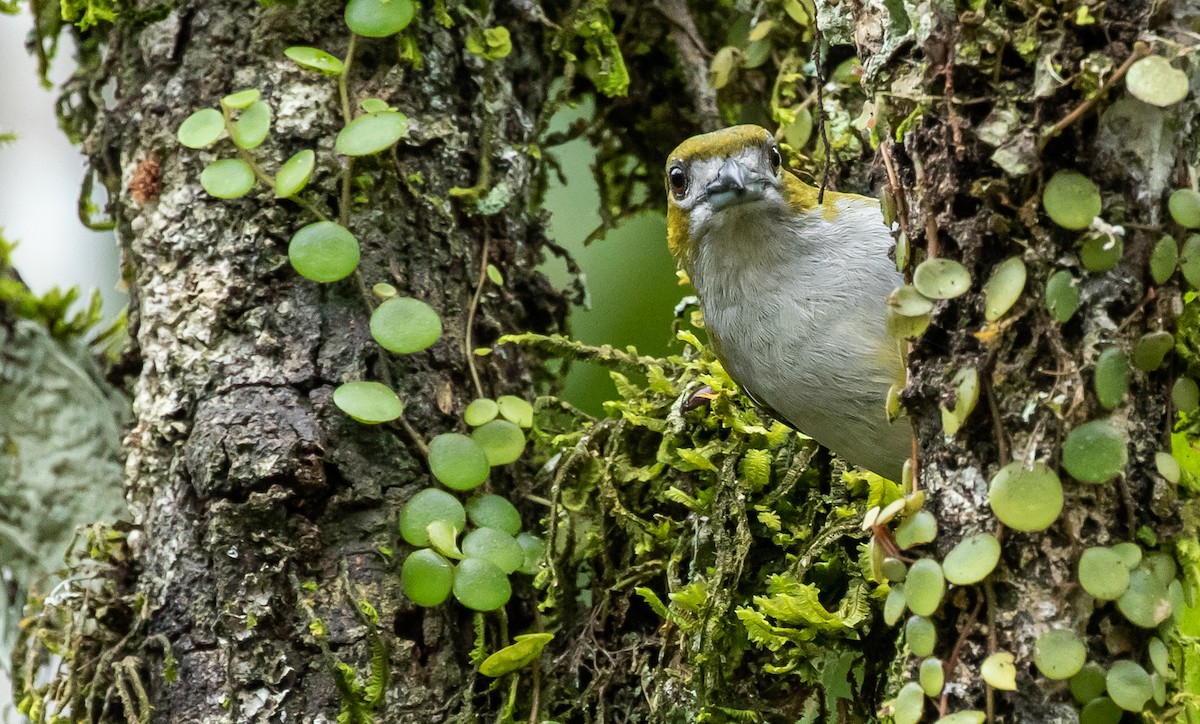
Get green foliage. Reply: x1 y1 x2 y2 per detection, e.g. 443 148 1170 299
502 329 885 715
559 0 629 97
59 0 115 30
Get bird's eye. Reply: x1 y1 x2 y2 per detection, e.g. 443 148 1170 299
668 165 688 197
768 145 782 174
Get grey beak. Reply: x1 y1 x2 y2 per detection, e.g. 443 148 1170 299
706 159 746 197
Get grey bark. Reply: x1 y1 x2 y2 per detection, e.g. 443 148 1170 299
88 2 565 720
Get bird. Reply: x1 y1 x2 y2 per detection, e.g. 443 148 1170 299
664 124 911 481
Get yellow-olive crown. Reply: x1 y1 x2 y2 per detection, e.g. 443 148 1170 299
663 124 828 261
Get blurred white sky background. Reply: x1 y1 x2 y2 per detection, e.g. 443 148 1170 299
0 12 124 721
0 13 124 323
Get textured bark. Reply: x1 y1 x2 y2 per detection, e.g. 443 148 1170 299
90 2 565 720
847 0 1200 719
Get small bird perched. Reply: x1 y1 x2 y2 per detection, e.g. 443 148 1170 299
664 124 910 480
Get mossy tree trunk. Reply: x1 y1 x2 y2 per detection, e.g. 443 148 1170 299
22 1 573 720
850 0 1200 719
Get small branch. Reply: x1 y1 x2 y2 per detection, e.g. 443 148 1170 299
464 236 491 399
983 376 1010 465
656 0 721 131
940 594 984 716
1039 42 1150 151
339 35 358 227
984 580 998 723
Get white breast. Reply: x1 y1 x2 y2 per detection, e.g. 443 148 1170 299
688 195 911 480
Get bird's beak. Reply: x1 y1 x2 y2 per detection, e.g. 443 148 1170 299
704 159 762 210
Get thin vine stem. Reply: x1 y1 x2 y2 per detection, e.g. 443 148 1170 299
464 236 490 399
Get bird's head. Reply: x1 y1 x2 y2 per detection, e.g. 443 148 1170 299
664 124 815 262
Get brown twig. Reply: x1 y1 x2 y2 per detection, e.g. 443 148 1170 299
655 0 721 132
1039 42 1150 152
464 235 491 399
940 594 984 716
879 141 911 235
983 376 1010 465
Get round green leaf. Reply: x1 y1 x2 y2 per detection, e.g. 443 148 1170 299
1111 542 1143 570
464 398 499 427
425 518 462 560
882 557 908 583
1126 55 1189 108
284 46 345 75
1045 270 1080 323
1117 568 1172 628
1080 233 1124 272
981 651 1017 691
373 282 397 299
895 509 938 550
461 527 525 573
905 559 945 617
1144 552 1178 588
1170 189 1200 229
940 366 979 438
479 633 554 677
892 682 924 724
984 257 1026 321
333 381 402 423
515 532 545 575
486 263 505 286
231 100 271 150
177 108 225 149
221 88 260 110
942 533 1001 585
783 106 813 149
988 461 1063 531
883 585 907 626
1093 348 1129 410
1106 660 1153 711
344 0 416 37
1043 171 1102 230
466 493 521 535
1079 697 1123 724
1071 663 1108 704
1156 450 1181 484
1034 629 1087 680
905 614 937 656
400 488 466 546
920 657 945 697
200 158 255 199
1079 547 1131 601
887 285 935 316
913 258 972 300
275 149 315 198
452 557 512 611
400 549 454 606
1150 235 1179 284
288 221 360 282
335 111 409 156
1149 637 1170 677
1132 331 1174 371
497 395 534 428
472 419 526 466
427 433 490 491
370 296 442 354
1062 420 1127 484
361 98 392 114
1183 234 1200 289
1174 376 1200 413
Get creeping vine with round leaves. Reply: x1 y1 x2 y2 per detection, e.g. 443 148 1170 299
873 48 1200 723
175 0 551 680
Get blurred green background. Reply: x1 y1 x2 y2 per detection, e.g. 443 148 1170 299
540 103 682 415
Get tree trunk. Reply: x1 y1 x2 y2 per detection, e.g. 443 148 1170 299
849 0 1200 719
18 1 570 721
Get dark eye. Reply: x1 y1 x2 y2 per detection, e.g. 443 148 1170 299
768 145 782 173
668 165 687 197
